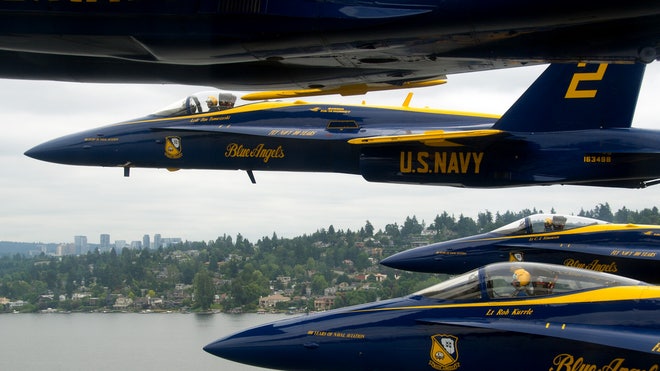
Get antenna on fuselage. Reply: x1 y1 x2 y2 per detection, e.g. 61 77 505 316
246 170 256 184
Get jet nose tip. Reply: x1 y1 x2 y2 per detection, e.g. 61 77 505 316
24 145 37 158
380 250 420 270
203 337 251 364
24 136 89 165
204 325 305 369
379 255 398 268
380 247 439 272
202 339 228 358
24 143 49 161
24 136 72 162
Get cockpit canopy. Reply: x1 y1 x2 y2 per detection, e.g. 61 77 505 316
491 214 608 236
413 262 644 301
152 90 239 117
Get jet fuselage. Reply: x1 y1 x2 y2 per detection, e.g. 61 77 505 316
204 262 660 371
380 214 660 282
24 99 660 188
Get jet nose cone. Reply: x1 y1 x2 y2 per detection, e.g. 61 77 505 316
203 335 258 361
204 322 326 370
24 142 54 162
380 249 422 270
203 337 250 366
203 326 290 369
24 135 84 164
380 246 441 273
202 339 229 359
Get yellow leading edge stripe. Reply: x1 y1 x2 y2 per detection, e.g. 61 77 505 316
352 286 660 312
347 129 504 145
471 223 660 244
241 80 448 100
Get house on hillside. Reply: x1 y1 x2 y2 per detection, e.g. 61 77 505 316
259 293 291 308
113 296 133 310
314 296 336 311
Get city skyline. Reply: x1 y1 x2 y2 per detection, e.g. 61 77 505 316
17 233 184 257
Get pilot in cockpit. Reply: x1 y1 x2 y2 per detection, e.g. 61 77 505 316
544 216 567 232
511 268 533 296
544 218 553 232
206 96 220 111
218 93 236 110
207 93 236 112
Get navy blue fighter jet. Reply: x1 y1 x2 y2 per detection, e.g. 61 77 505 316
203 262 660 371
0 1 659 94
380 214 660 283
25 63 660 188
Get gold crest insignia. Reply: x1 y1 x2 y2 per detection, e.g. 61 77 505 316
165 136 183 159
429 334 460 371
509 251 524 262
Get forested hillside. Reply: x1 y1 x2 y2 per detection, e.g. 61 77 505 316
1 203 657 313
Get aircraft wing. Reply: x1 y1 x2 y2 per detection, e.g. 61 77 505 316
418 318 660 354
240 80 447 100
493 242 660 261
0 2 658 91
347 129 507 146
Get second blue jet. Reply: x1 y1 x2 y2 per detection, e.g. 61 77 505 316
26 63 660 188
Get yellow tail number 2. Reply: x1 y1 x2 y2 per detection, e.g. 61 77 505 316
565 63 608 99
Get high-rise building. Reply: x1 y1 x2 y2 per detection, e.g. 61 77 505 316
100 234 110 251
74 235 88 255
154 234 162 249
143 234 150 249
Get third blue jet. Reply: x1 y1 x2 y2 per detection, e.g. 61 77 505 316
381 213 660 283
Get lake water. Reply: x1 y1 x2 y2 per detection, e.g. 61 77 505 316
0 312 289 371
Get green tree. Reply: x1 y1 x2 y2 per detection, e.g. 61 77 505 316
364 220 374 237
401 216 423 237
311 274 328 295
193 269 214 311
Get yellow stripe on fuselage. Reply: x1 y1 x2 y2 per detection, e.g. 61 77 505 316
474 224 660 244
115 101 500 126
352 286 660 312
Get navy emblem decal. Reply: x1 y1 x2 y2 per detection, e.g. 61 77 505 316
165 136 183 159
509 252 524 262
429 334 460 370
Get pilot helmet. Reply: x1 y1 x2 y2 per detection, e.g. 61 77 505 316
218 93 237 108
512 268 531 287
544 218 552 228
206 96 219 107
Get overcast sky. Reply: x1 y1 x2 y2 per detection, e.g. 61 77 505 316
2 63 659 245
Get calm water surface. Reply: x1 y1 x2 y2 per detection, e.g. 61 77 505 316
0 312 289 371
